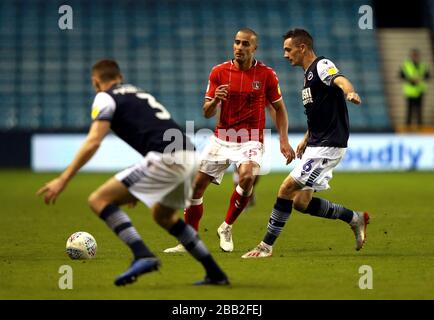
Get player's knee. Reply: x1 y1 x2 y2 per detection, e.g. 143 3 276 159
278 183 296 199
239 173 255 189
152 204 179 230
293 198 309 212
152 213 165 227
87 192 106 215
192 181 208 198
192 188 205 200
152 209 177 230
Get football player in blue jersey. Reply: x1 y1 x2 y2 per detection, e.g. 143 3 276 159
37 59 229 286
243 29 370 258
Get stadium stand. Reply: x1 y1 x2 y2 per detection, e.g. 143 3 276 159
0 0 391 131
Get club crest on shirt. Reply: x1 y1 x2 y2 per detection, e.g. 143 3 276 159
252 81 261 90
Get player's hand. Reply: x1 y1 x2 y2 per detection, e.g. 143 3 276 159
296 140 308 159
36 177 67 205
346 92 361 105
214 84 229 101
280 141 296 165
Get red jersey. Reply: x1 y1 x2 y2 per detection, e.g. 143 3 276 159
205 59 282 143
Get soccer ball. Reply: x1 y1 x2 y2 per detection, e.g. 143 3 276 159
66 231 97 260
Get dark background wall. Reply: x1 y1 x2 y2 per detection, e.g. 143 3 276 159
0 132 31 168
373 0 432 28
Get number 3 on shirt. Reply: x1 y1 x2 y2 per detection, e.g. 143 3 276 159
136 92 171 120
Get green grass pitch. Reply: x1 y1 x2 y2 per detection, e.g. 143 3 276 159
1 170 434 300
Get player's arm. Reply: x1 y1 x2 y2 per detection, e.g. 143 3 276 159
296 130 309 159
37 120 110 204
317 58 361 105
203 67 229 118
59 120 109 183
271 99 295 164
203 84 228 118
333 76 361 105
265 104 277 127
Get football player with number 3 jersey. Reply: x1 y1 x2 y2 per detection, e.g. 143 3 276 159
243 28 370 259
37 59 229 286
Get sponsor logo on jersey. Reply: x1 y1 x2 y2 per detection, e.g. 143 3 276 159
252 81 261 90
327 67 338 75
302 87 313 105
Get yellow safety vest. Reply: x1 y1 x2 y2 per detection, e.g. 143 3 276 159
402 60 428 98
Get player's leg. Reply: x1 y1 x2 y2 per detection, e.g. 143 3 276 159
225 161 257 223
217 161 258 252
295 193 370 251
242 175 299 258
153 202 229 285
243 155 370 258
291 158 370 251
88 177 159 286
232 163 240 187
233 164 258 208
163 170 216 253
293 189 355 223
88 177 137 213
184 171 214 231
183 136 231 233
249 175 259 207
88 177 156 262
220 141 263 252
164 171 214 253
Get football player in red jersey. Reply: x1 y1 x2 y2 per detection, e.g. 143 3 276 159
165 28 295 253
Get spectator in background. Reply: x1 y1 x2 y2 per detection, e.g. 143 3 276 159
400 48 430 130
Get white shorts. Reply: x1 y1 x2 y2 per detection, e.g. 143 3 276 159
290 146 346 191
199 135 264 185
115 151 197 209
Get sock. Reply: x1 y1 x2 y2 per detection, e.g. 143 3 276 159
263 197 293 246
169 219 226 280
302 197 355 223
100 204 154 259
224 185 252 225
184 198 203 231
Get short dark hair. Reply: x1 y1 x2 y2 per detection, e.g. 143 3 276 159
282 28 313 49
237 27 258 43
92 59 122 82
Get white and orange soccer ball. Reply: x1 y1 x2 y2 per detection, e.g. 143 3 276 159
66 231 97 260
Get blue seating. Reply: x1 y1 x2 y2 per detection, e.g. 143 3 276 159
0 0 391 131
